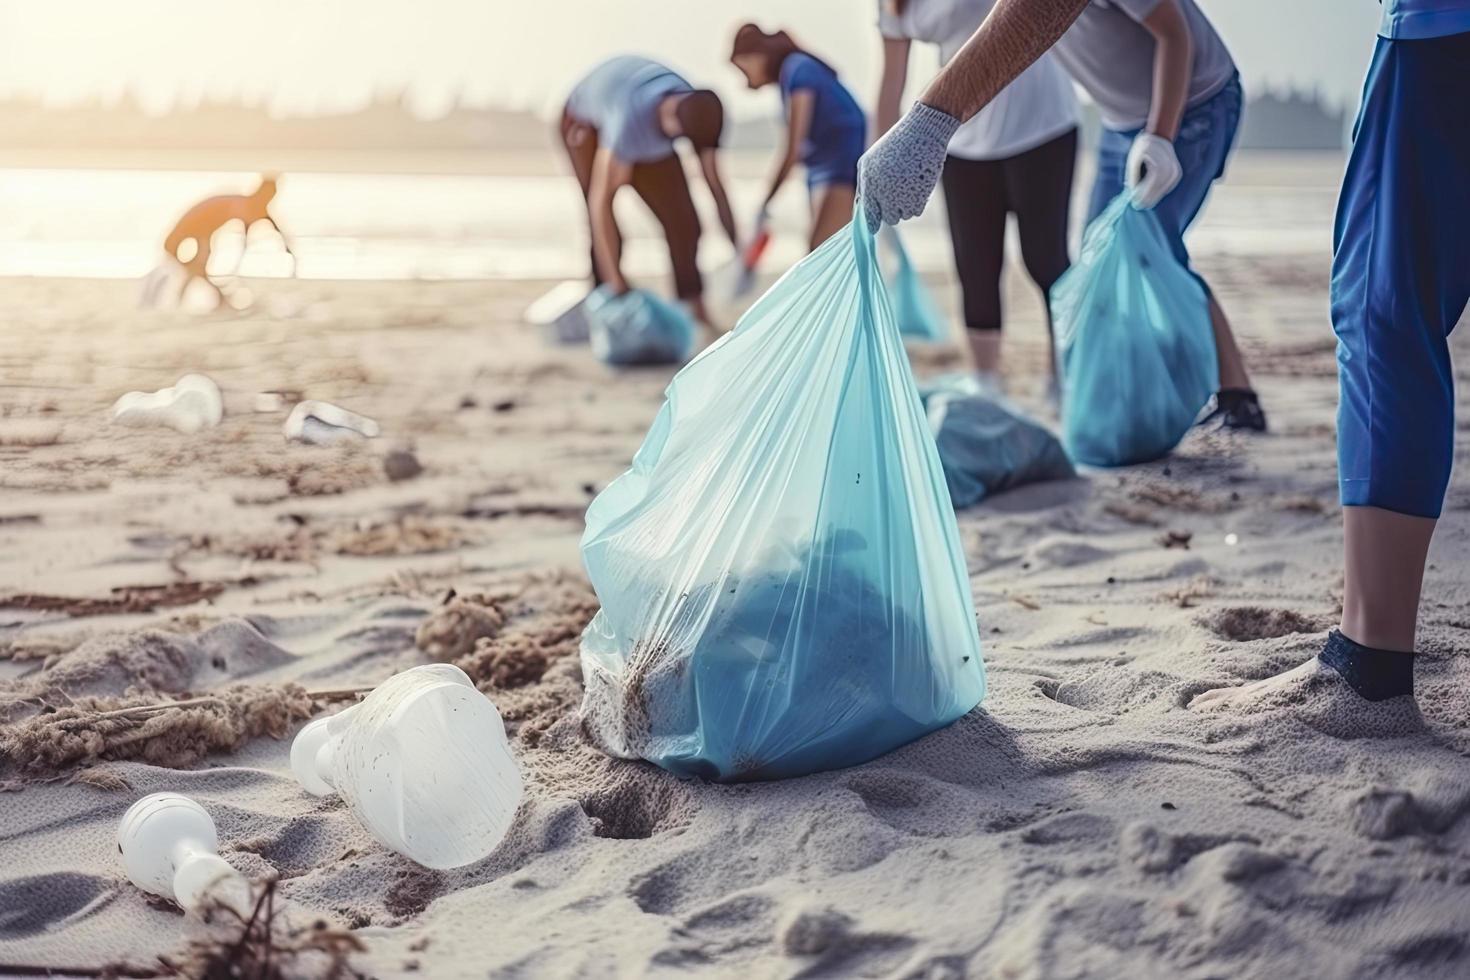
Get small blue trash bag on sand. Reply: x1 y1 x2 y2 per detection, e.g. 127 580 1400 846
1051 194 1218 466
578 210 985 782
880 226 949 341
584 286 695 366
919 375 1075 509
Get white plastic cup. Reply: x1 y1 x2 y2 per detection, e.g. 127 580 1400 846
117 793 253 916
290 664 523 869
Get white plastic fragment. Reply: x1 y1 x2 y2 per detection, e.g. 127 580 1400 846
283 400 380 445
117 793 253 916
110 374 224 434
290 663 523 869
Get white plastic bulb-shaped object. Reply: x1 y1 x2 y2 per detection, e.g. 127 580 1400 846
117 793 253 916
289 663 523 869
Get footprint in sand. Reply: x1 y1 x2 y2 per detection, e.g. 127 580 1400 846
1201 606 1332 642
0 873 117 940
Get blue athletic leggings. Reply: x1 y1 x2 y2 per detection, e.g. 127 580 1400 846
1331 31 1470 519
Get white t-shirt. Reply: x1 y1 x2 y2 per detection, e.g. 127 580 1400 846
878 0 1079 160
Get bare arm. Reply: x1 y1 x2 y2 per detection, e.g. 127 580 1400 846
873 37 912 143
1138 0 1193 140
699 149 740 247
919 0 1090 121
589 147 633 292
763 88 815 212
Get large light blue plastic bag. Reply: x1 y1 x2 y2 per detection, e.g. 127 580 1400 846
1051 194 1218 466
919 375 1075 508
585 285 695 366
881 226 949 341
578 212 985 782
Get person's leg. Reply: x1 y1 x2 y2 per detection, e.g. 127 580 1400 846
630 154 705 319
1003 128 1077 381
1084 127 1130 228
808 182 856 252
939 154 1008 377
561 108 611 287
1149 78 1261 423
1192 34 1470 732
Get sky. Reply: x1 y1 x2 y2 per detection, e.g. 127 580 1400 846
0 1 1382 119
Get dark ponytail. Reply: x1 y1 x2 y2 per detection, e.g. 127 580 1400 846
731 23 835 77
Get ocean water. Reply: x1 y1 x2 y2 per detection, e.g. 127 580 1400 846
0 153 1339 282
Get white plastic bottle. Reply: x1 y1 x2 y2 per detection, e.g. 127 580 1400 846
117 793 253 916
290 663 523 869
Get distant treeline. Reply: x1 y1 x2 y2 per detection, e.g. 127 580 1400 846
0 87 1348 154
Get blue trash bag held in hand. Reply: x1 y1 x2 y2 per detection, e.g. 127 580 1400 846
585 286 695 366
578 209 985 782
1050 195 1218 466
880 226 949 342
918 375 1075 509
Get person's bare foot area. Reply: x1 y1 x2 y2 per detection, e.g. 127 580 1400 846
1190 657 1425 739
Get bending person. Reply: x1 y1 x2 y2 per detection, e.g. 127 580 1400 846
875 0 1078 391
156 175 293 308
867 0 1266 431
731 25 867 251
562 55 737 327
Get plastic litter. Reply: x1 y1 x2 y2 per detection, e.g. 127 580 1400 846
919 374 1075 508
290 663 522 869
880 226 949 342
118 793 253 916
584 286 695 366
110 374 224 434
283 400 381 445
1051 194 1218 466
578 209 985 782
525 279 593 345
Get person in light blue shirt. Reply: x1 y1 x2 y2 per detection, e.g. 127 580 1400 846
563 56 739 326
731 25 868 250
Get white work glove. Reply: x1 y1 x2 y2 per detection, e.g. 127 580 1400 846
1125 133 1182 210
858 103 961 230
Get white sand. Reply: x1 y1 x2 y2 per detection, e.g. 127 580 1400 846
2 218 1469 978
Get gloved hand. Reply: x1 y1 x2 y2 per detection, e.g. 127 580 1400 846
858 102 961 230
1125 133 1182 210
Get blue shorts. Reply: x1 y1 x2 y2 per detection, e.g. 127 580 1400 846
804 131 863 191
1086 74 1242 269
1332 31 1470 519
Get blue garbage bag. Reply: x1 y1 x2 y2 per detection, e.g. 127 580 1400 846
881 226 950 341
918 375 1075 508
585 286 695 366
1050 194 1218 466
578 210 985 782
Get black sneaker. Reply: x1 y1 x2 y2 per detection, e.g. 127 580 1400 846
1198 388 1267 432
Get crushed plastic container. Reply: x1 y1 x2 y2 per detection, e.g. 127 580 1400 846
290 664 522 869
585 286 695 366
881 226 949 342
578 208 985 782
919 375 1075 508
111 374 224 434
525 280 593 344
118 793 253 916
1050 194 1218 466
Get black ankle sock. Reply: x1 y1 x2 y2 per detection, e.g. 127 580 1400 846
1317 630 1415 701
1216 388 1257 408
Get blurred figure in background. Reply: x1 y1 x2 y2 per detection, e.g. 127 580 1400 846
731 24 866 251
874 0 1078 392
144 174 293 309
561 55 737 328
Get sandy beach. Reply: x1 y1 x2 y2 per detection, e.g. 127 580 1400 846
2 154 1469 978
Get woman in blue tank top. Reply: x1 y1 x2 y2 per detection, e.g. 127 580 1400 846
731 24 868 251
